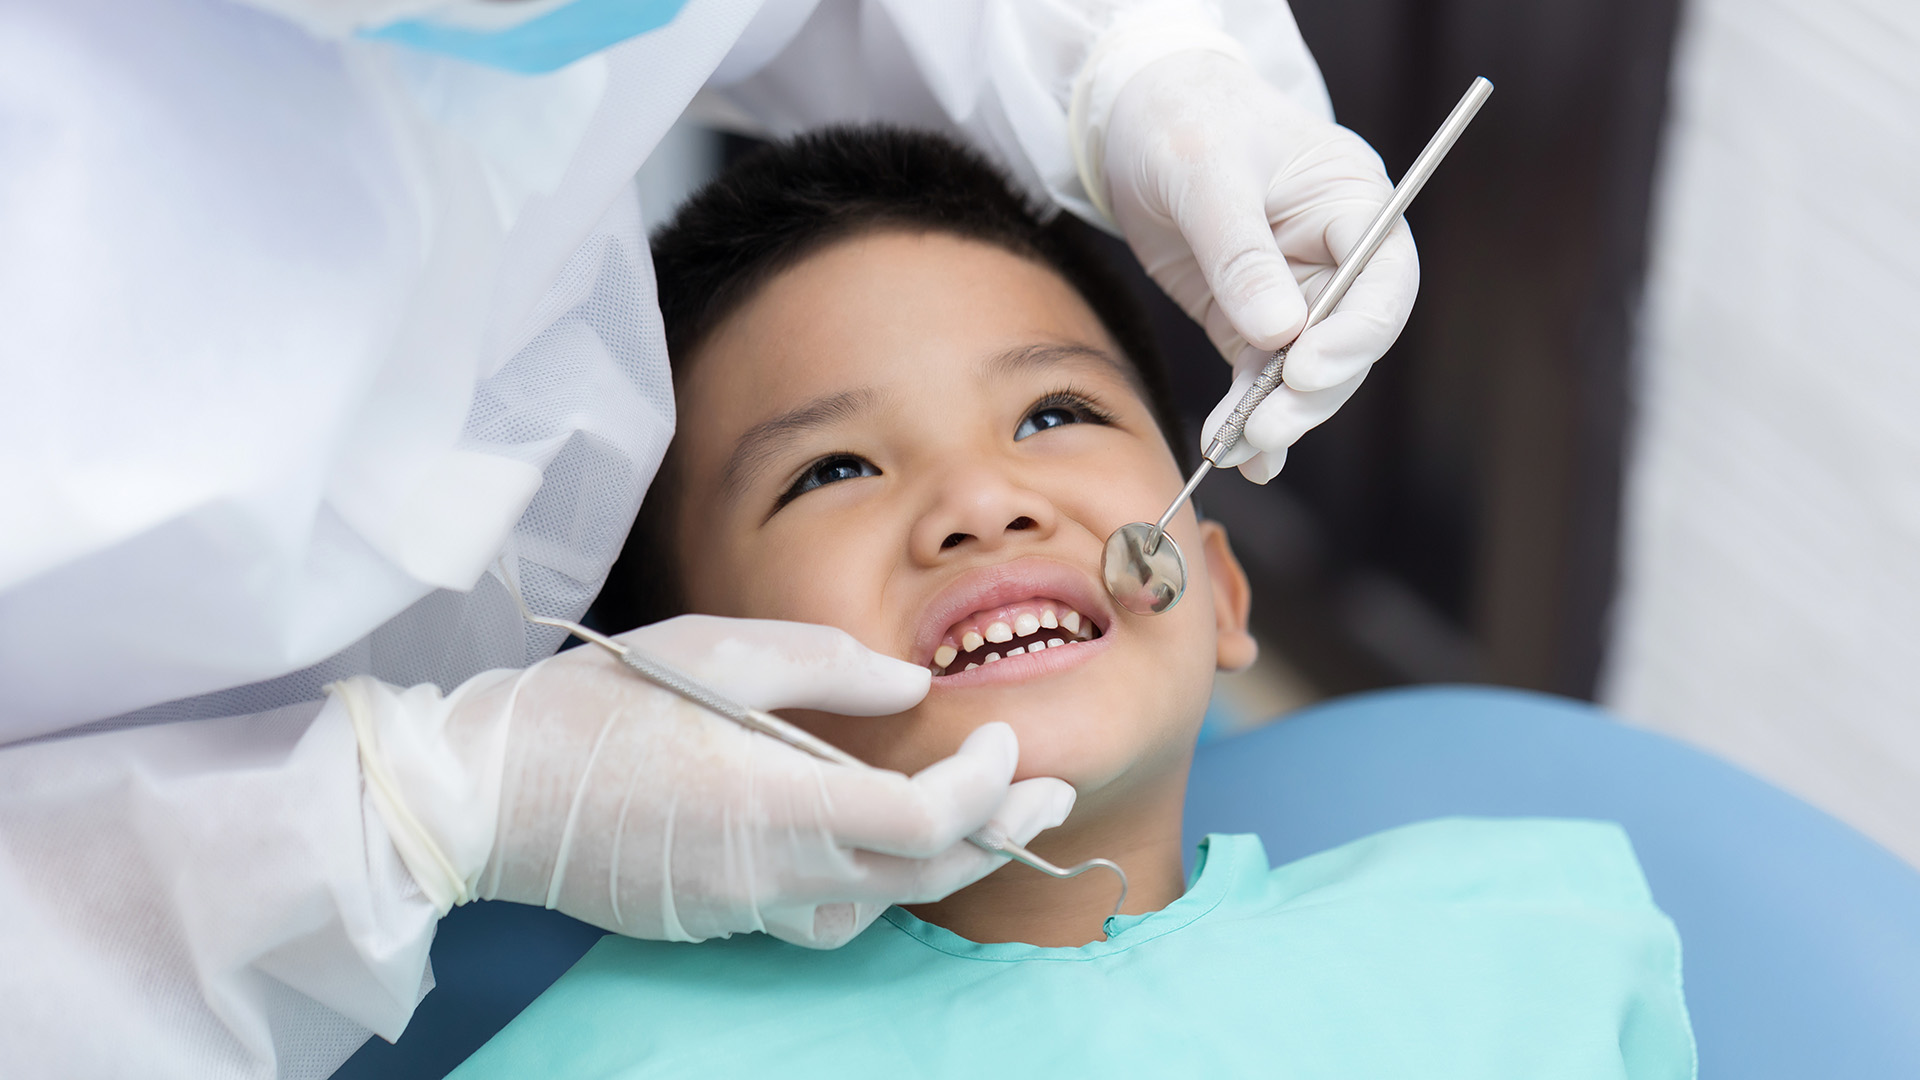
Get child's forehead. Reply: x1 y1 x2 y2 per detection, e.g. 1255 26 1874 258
684 231 1139 416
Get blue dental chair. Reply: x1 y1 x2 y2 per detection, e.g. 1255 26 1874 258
337 686 1920 1078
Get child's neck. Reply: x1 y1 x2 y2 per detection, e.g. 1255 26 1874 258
903 764 1191 947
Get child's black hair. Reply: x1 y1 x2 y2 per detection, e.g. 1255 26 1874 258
592 125 1185 632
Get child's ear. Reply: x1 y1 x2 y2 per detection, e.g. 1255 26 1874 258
1198 519 1258 673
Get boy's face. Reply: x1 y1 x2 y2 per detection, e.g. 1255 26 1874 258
669 230 1255 805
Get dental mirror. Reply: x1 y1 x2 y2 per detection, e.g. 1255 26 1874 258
1102 75 1494 617
1104 521 1187 615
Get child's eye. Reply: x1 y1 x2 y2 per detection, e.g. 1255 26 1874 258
778 453 880 506
1014 391 1115 441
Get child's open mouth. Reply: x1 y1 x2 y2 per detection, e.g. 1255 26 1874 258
929 598 1104 676
915 558 1117 685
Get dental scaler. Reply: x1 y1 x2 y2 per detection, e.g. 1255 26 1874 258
1103 76 1494 616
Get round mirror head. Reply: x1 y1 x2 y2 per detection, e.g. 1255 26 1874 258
1102 522 1187 615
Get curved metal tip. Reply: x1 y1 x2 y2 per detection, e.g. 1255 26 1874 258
1084 858 1130 923
987 837 1132 932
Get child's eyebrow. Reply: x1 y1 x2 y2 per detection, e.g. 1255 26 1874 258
988 340 1153 404
986 341 1132 383
721 387 879 499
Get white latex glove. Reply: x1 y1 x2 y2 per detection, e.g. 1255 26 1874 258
1091 48 1420 483
333 615 1073 949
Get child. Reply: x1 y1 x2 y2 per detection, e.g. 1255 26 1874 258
454 128 1694 1078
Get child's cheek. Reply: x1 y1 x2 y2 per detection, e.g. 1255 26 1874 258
742 529 901 659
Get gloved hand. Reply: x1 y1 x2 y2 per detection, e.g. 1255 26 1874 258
332 615 1072 949
1090 47 1420 483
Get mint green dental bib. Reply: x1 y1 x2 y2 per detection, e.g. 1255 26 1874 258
452 818 1695 1079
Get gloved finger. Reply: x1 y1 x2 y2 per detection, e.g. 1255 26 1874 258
1236 444 1288 485
906 776 1078 901
758 775 1072 950
839 776 1078 907
1240 368 1370 464
1281 221 1418 392
815 722 1019 858
623 615 931 716
764 901 878 950
989 776 1077 845
1171 169 1309 352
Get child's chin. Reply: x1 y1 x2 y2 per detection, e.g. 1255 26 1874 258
796 696 1158 785
1000 730 1145 788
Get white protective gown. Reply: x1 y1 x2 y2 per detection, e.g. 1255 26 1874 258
0 0 1327 1075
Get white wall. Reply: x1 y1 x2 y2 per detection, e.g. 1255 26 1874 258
1606 0 1920 863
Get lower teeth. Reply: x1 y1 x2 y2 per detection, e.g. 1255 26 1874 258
938 634 1099 675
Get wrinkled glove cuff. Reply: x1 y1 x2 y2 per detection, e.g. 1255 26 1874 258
1067 7 1252 227
328 671 521 915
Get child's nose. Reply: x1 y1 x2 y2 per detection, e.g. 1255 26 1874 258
910 466 1058 563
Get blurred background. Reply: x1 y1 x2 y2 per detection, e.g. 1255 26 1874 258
638 0 1920 867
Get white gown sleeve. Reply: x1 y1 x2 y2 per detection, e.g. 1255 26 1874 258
0 3 754 1076
0 700 438 1080
698 0 1332 226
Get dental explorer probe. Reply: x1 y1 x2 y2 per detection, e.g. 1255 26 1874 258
507 596 1132 925
1102 76 1494 616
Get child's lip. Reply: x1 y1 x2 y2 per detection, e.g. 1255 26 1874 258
912 557 1115 671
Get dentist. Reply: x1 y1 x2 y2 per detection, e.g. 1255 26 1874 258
0 0 1417 1076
